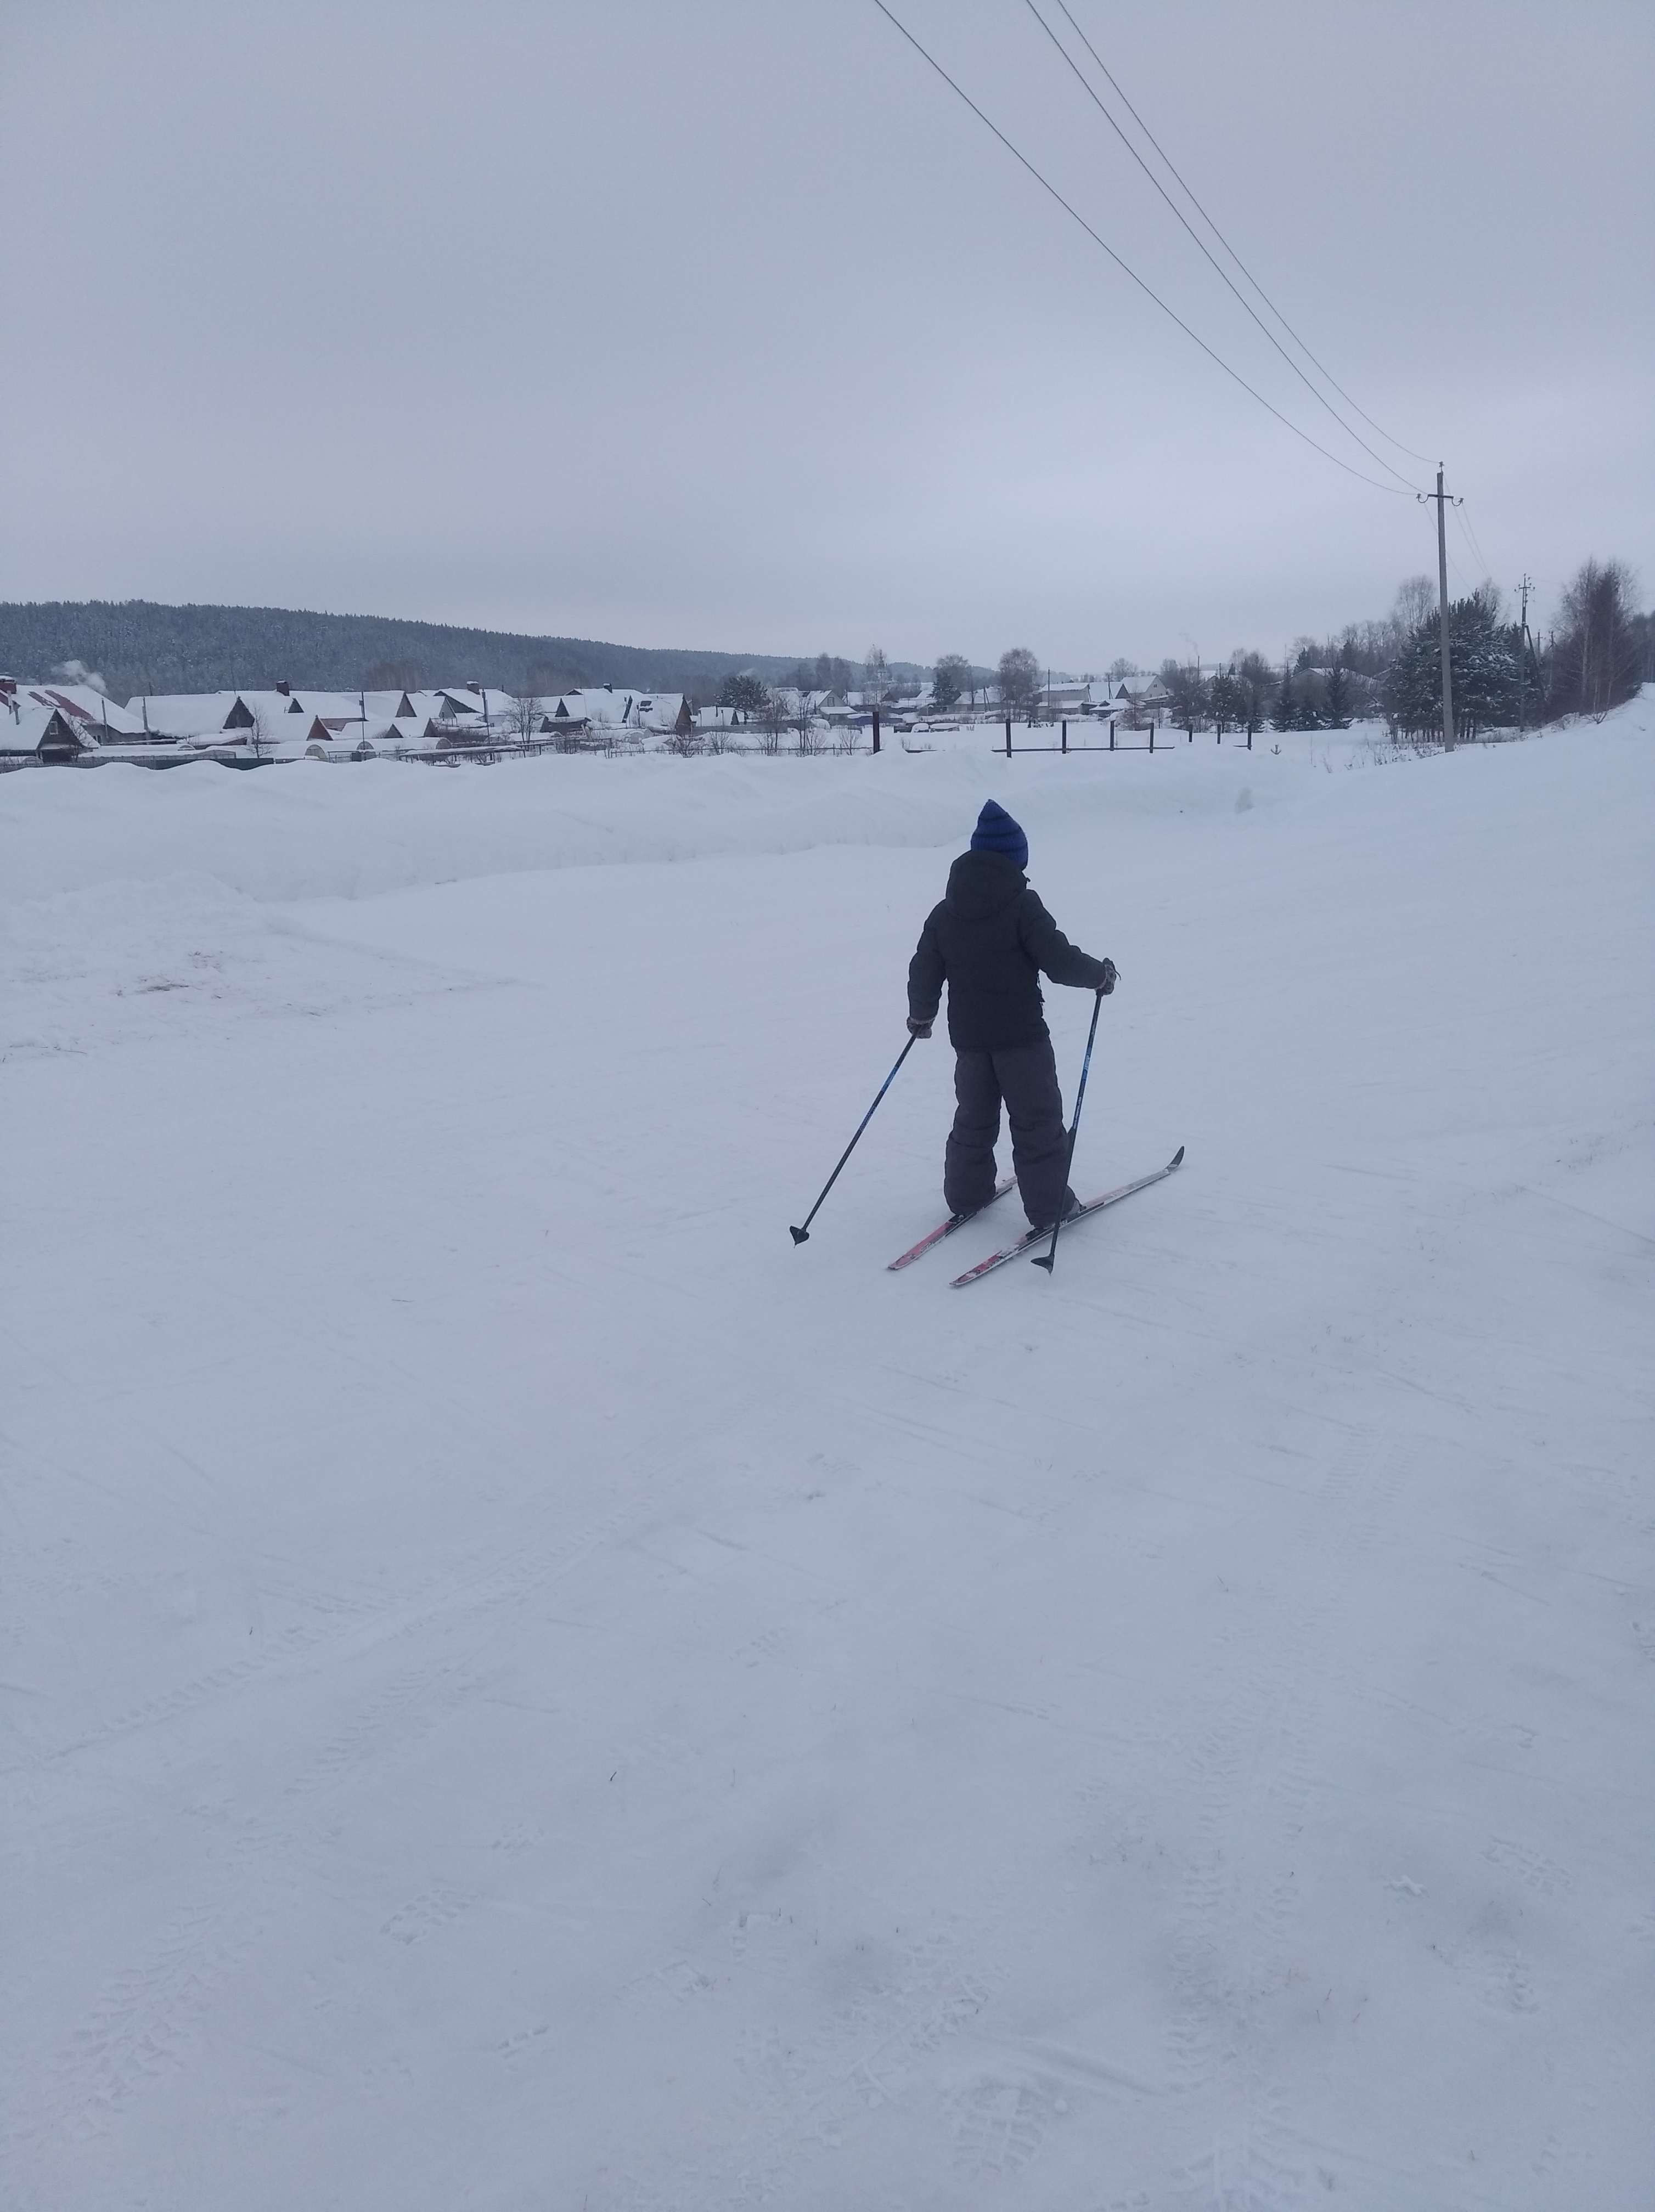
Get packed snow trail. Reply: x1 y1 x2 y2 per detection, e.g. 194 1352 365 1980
2 711 1651 2209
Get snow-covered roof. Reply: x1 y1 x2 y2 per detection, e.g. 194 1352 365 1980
547 688 637 727
392 686 514 726
0 701 92 755
129 688 380 736
274 690 369 723
2 682 144 736
630 692 687 731
130 691 265 736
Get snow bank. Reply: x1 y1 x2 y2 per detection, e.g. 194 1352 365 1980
2 723 1373 905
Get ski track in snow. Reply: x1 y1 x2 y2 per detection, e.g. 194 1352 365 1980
2 712 1652 2209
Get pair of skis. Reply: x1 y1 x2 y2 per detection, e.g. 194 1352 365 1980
888 1147 1185 1286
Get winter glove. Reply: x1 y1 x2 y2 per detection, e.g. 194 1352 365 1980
906 1014 935 1039
1097 959 1118 996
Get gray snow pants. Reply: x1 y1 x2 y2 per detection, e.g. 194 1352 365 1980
945 1035 1076 1228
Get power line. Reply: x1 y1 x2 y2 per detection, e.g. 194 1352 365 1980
1053 0 1436 470
1453 506 1484 584
869 0 1414 498
1023 0 1419 493
1457 502 1495 580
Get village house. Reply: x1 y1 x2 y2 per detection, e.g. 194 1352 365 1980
1111 675 1172 723
0 679 155 765
768 687 836 724
0 700 99 765
539 687 690 742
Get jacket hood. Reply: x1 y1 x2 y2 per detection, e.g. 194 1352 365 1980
945 847 1026 921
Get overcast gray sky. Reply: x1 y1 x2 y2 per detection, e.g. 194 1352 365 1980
3 0 1650 670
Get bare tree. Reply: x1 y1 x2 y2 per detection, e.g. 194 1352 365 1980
755 688 788 755
997 646 1040 718
1162 659 1211 731
864 645 890 701
1550 558 1643 718
1232 652 1272 737
505 693 543 753
1392 575 1435 637
250 703 280 760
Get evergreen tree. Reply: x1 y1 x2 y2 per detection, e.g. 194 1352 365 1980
1272 665 1294 732
719 671 770 718
1209 670 1244 733
1382 597 1523 740
1326 660 1351 727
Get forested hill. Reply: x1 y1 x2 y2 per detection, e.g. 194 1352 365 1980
0 600 825 705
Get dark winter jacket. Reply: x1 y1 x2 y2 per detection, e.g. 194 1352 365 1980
908 850 1113 1050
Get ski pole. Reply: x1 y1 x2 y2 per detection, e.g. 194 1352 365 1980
1032 988 1106 1276
790 1034 917 1245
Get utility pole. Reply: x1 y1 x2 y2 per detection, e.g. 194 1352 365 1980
1517 573 1534 731
1421 466 1460 749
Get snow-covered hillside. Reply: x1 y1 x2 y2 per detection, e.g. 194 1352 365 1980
3 707 1651 2209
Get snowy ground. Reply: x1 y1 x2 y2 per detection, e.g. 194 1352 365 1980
3 706 1651 2209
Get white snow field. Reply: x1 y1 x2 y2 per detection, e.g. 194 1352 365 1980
3 707 1651 2211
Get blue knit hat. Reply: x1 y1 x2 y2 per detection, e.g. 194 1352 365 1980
970 799 1028 872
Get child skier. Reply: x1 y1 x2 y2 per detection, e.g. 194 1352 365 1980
907 799 1116 1230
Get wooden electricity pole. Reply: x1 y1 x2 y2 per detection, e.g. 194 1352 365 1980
1423 466 1460 749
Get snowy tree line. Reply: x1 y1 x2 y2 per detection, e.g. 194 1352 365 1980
1296 557 1645 742
1133 555 1647 743
0 600 849 707
725 554 1648 751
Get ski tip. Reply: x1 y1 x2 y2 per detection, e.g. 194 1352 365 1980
1169 1144 1185 1168
789 1225 809 1246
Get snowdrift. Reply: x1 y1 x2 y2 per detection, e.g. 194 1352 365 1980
2 723 1319 906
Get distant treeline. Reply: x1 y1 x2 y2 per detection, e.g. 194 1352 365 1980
1149 557 1651 740
0 600 930 708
